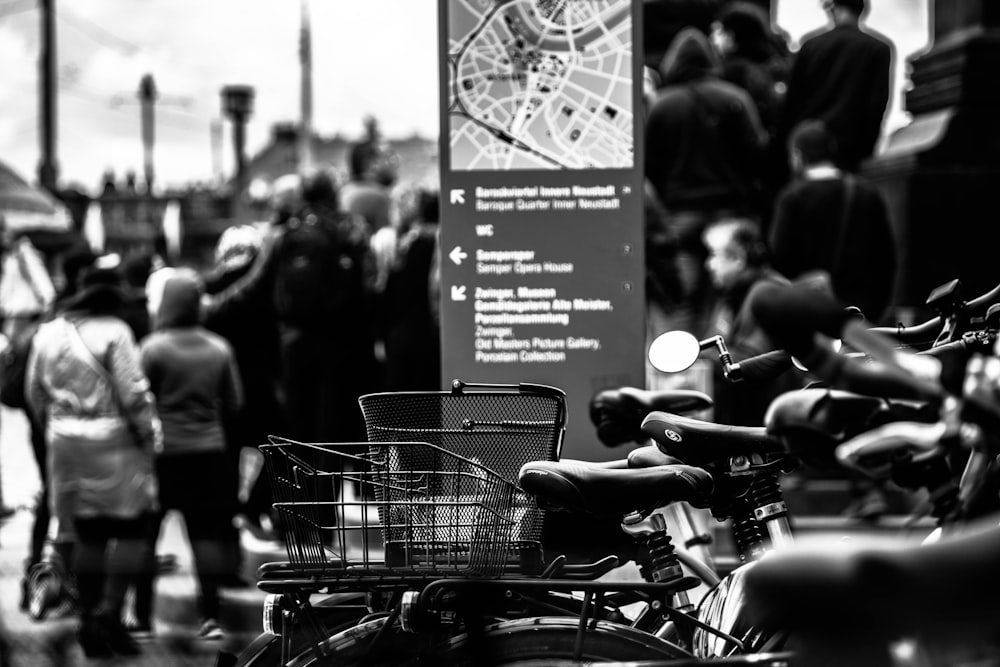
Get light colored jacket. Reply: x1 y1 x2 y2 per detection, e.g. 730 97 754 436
26 314 160 523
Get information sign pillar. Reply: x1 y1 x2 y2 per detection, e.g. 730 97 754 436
438 0 645 461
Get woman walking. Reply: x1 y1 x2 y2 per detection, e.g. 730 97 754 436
25 265 161 658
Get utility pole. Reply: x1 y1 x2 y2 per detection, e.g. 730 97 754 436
139 74 157 193
111 74 192 195
38 0 58 192
221 85 255 222
299 0 314 174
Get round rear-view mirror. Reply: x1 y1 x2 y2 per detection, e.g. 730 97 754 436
648 330 701 373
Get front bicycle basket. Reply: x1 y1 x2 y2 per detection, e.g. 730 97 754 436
261 437 519 578
358 381 567 572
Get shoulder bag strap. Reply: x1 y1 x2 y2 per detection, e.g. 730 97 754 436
830 175 855 278
62 318 129 417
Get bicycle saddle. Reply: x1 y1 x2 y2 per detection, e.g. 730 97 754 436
519 459 713 518
640 412 784 467
744 525 1000 644
628 444 683 468
590 387 713 447
764 389 935 470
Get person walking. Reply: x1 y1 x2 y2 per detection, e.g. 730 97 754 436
701 217 796 426
136 268 243 641
769 119 897 324
25 265 160 658
769 0 893 197
645 27 767 334
203 224 285 539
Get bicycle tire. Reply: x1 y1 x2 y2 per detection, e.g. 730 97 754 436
281 615 692 666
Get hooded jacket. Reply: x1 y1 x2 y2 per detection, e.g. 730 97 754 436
140 271 243 456
646 28 767 214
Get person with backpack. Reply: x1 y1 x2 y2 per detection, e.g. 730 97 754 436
644 27 767 334
205 171 378 445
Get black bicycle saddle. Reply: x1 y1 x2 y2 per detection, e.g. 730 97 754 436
590 387 713 447
764 388 935 470
519 459 713 518
640 412 784 467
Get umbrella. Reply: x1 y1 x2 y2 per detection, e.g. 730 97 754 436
0 158 73 234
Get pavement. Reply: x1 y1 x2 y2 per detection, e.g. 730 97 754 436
0 406 285 666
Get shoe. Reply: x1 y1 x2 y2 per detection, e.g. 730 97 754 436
97 613 142 656
78 618 115 659
123 617 154 641
198 618 225 640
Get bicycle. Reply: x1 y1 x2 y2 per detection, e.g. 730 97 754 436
736 280 1000 666
225 381 734 666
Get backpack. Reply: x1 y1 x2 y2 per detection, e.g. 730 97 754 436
272 210 371 329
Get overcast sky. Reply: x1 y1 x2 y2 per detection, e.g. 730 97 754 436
0 0 929 193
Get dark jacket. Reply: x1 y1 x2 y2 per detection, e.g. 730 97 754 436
769 174 897 323
646 28 767 215
779 24 893 171
140 272 243 456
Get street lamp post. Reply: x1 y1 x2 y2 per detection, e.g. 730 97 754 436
221 84 255 221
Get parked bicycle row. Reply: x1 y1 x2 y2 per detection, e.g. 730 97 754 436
216 276 1000 666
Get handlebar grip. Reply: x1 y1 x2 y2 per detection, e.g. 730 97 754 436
867 317 942 346
732 350 793 384
804 343 943 401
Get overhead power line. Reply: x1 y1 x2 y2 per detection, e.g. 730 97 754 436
0 0 36 19
58 6 140 56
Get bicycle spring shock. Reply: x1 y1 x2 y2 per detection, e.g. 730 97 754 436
730 505 766 562
638 529 684 584
749 472 786 521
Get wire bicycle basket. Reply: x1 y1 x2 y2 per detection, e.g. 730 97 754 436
358 380 567 574
261 438 519 578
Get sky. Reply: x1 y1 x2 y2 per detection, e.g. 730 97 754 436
0 0 930 194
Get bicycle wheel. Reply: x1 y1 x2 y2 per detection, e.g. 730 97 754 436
437 616 694 664
233 592 371 667
282 615 693 666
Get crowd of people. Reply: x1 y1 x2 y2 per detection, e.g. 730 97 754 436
0 132 442 656
644 0 897 430
0 0 905 658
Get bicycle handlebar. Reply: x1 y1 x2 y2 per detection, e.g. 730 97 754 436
750 284 945 402
728 349 793 384
866 281 1000 346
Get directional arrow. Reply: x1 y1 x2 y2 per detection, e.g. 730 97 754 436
449 246 469 265
451 285 467 301
450 188 466 205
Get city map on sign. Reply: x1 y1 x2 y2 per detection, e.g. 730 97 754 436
447 0 634 171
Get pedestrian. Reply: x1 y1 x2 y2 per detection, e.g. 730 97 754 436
701 217 795 426
135 268 243 641
25 265 160 658
769 0 894 194
339 116 399 233
380 186 441 391
645 26 768 334
203 224 285 540
710 2 791 142
769 119 897 324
